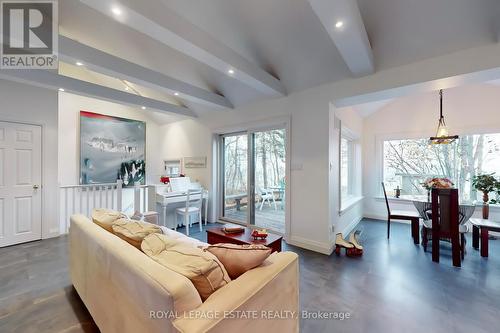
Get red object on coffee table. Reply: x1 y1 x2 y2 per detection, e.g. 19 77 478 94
207 226 282 253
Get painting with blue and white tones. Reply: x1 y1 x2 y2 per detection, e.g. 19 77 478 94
80 111 146 187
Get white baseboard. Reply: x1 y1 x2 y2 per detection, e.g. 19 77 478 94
363 213 411 224
341 216 363 236
43 228 60 239
288 236 334 255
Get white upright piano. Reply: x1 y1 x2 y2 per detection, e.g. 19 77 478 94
148 177 206 228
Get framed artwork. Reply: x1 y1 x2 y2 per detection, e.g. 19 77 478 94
164 159 182 177
184 156 207 169
80 111 146 186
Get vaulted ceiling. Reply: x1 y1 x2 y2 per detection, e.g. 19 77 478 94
4 0 500 123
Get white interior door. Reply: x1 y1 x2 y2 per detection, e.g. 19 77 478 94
0 121 42 247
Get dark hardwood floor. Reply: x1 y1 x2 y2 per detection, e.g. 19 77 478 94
1 219 499 333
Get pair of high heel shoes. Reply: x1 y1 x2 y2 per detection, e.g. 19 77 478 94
335 232 363 256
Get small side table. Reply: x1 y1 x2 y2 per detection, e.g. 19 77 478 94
206 226 282 253
470 218 500 258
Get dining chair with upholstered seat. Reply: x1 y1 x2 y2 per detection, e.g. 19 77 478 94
382 182 420 243
420 203 474 260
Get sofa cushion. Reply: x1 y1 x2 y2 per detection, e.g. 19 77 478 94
205 243 272 279
142 233 231 300
158 226 207 247
112 219 163 249
92 208 125 232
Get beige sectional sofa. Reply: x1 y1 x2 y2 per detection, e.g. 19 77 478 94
69 214 299 333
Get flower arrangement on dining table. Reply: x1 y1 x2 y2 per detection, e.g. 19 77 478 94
421 177 454 202
421 177 455 191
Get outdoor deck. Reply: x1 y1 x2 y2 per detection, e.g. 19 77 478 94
224 202 285 234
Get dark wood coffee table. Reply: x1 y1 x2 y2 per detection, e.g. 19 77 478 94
206 226 282 253
470 218 500 257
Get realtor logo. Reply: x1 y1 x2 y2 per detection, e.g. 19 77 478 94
1 0 58 68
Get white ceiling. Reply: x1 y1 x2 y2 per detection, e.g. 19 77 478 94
351 99 394 118
20 0 500 122
357 0 500 70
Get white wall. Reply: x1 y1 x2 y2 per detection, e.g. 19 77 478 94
160 119 213 187
159 119 214 220
0 79 59 239
159 85 334 254
363 82 500 221
58 92 164 214
139 42 500 254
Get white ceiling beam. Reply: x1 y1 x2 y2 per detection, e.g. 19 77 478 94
0 69 196 117
59 35 233 109
79 0 286 96
308 0 374 76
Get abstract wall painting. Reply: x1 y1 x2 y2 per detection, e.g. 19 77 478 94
80 111 146 186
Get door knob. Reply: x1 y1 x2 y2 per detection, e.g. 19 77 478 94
33 185 39 189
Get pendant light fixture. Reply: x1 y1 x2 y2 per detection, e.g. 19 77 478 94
429 89 458 145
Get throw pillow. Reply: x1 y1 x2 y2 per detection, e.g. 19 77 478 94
91 208 124 232
205 243 272 279
112 219 163 249
142 234 231 300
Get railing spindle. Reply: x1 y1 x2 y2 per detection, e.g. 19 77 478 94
86 187 90 216
72 187 76 219
64 188 69 233
99 186 103 208
105 186 109 207
111 186 115 210
117 180 123 211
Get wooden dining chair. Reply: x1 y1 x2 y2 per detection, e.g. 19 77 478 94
431 188 461 267
382 182 420 243
421 203 474 260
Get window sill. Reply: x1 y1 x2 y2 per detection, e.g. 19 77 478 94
373 196 500 211
374 196 421 204
340 196 364 216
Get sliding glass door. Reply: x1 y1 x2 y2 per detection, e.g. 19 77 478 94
252 129 286 233
221 127 286 234
222 133 248 224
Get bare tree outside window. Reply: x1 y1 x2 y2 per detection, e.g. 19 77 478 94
223 129 286 232
383 134 500 201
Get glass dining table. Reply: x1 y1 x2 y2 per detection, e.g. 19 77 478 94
399 194 477 234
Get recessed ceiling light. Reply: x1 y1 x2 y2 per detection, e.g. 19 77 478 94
141 106 146 110
174 92 179 96
75 61 84 66
228 69 235 75
335 21 344 29
58 88 65 92
111 7 122 16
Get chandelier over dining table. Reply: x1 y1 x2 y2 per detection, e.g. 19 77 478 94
429 89 459 145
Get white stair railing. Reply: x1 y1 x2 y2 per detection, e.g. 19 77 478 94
59 180 123 234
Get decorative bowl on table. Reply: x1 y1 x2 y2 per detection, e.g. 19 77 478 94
251 229 268 240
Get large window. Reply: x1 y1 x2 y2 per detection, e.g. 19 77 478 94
383 133 500 200
340 136 353 202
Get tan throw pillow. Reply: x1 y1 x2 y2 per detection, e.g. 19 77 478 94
142 234 231 300
92 208 124 232
205 243 272 279
112 219 163 249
